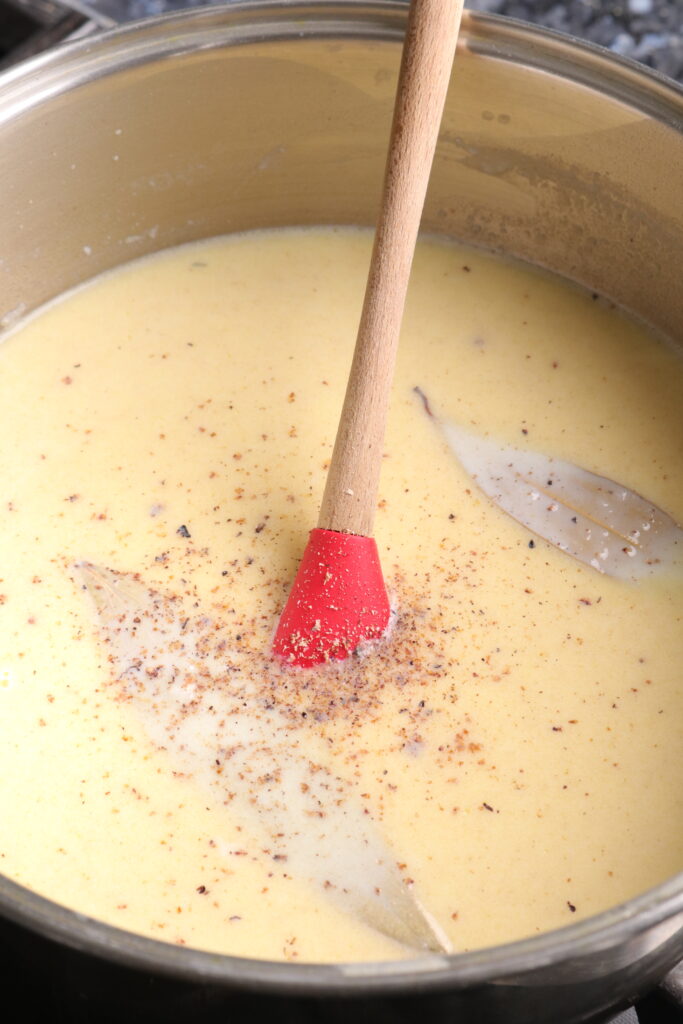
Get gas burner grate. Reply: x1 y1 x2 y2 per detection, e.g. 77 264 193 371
0 0 86 68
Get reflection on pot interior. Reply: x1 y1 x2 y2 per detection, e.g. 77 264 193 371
0 226 681 962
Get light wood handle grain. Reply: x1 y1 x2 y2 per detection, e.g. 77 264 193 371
318 0 464 536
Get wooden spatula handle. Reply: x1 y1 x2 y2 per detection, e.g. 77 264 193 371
318 0 464 537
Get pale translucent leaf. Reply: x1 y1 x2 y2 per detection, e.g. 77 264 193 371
74 561 451 955
415 388 682 582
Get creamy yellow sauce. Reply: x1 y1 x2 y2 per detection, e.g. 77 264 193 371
0 227 681 963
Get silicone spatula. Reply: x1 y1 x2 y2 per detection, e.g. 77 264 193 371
272 0 464 667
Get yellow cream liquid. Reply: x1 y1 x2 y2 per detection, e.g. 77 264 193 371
0 227 681 962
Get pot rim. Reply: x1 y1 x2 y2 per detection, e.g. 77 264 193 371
2 867 683 993
0 1 681 123
0 0 681 995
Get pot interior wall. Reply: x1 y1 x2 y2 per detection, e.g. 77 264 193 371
0 11 681 341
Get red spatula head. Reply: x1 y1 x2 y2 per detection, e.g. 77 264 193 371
273 528 391 668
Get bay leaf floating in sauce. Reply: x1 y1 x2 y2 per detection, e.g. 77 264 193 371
415 387 682 582
75 561 452 955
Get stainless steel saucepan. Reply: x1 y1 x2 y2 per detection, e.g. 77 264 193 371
0 3 681 1021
